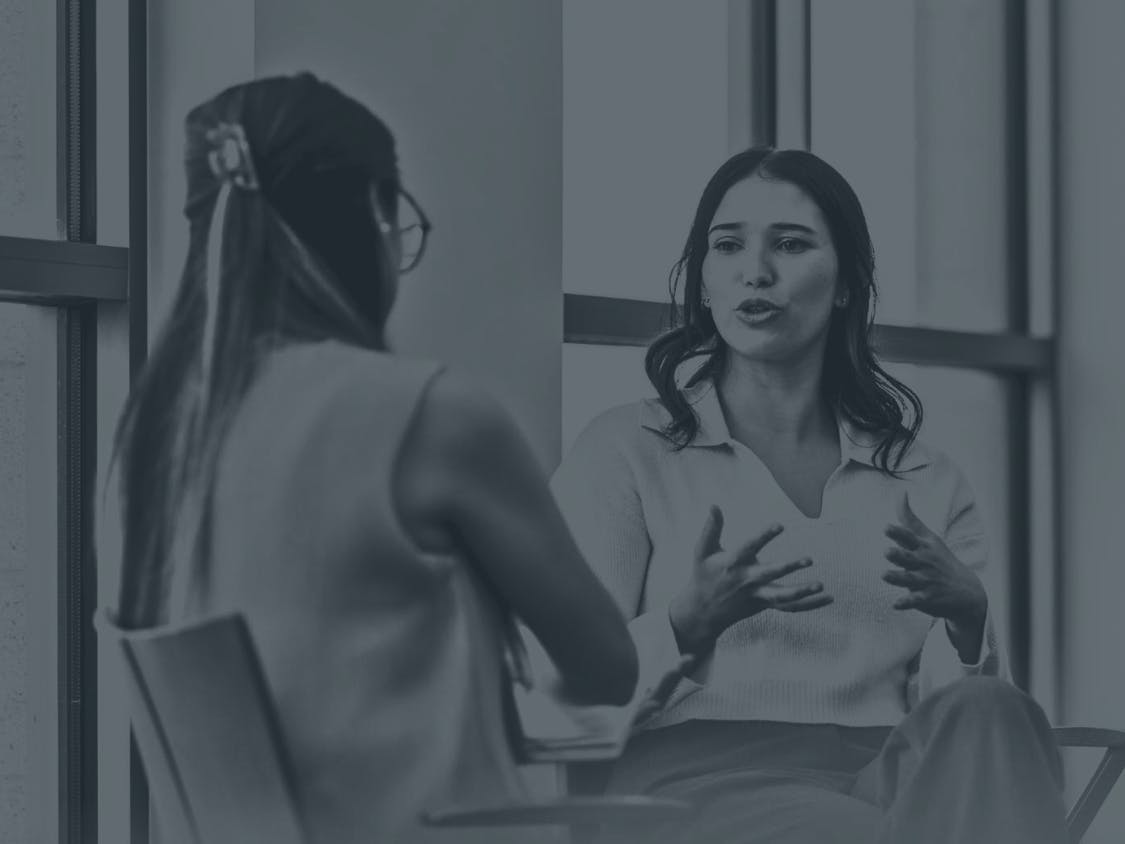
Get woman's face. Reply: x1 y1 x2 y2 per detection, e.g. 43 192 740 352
701 175 843 366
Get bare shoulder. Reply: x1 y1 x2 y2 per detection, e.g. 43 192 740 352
414 369 519 462
394 370 524 543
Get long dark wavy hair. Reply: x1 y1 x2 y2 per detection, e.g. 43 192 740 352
109 74 402 629
645 148 922 473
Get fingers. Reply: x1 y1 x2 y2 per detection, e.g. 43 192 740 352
631 698 660 729
884 524 921 550
892 591 929 611
649 655 694 703
884 547 922 569
694 505 724 564
882 569 927 589
731 522 785 562
762 580 827 605
631 655 696 729
749 557 814 585
774 593 835 612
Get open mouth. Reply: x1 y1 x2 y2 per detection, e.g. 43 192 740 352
735 298 783 323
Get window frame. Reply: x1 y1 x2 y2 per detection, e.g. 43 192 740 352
0 0 147 840
562 0 1059 703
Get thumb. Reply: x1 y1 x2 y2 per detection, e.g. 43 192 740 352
899 491 929 534
694 505 724 564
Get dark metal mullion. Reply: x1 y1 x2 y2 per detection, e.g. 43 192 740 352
871 324 1050 372
60 0 96 244
1006 0 1032 692
562 293 1053 373
128 0 149 381
0 237 128 302
79 307 98 844
58 0 99 839
1045 0 1065 723
128 0 150 840
57 307 98 844
1007 375 1032 692
748 0 777 147
801 0 811 150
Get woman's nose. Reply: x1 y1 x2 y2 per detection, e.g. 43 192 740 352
742 246 775 287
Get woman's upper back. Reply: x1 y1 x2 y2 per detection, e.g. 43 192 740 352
193 341 527 843
203 341 447 610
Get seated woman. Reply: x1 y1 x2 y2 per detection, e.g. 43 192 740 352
101 73 639 843
551 148 1069 844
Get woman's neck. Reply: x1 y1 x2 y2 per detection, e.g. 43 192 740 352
715 352 834 447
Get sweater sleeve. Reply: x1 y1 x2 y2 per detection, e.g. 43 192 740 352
550 409 704 715
910 464 1010 706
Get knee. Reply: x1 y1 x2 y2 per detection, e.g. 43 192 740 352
927 677 1048 730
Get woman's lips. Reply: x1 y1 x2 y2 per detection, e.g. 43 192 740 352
735 305 783 326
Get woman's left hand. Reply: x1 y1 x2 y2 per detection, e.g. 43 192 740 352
883 492 988 662
629 655 698 733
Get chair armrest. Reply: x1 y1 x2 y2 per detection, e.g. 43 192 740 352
421 795 696 828
1053 726 1125 749
1052 726 1125 843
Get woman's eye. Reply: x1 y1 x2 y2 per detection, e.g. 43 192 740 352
776 237 810 254
711 240 741 254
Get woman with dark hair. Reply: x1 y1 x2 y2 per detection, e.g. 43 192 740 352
100 73 638 843
551 148 1068 843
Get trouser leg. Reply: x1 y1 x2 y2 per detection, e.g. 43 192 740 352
596 775 881 844
850 676 1068 844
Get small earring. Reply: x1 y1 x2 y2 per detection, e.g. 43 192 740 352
701 293 711 307
836 295 849 308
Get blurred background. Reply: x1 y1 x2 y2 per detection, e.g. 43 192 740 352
1 0 1123 841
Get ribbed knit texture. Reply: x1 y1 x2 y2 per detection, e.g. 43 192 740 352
551 383 1007 731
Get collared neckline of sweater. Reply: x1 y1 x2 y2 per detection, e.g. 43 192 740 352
637 378 933 473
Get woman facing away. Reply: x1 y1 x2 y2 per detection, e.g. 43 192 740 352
99 73 639 843
551 148 1070 843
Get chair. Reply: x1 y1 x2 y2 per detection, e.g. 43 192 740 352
97 610 694 844
1054 727 1125 843
550 728 1125 844
96 610 307 844
98 609 1125 843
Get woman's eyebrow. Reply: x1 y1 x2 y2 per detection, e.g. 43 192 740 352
707 221 819 236
770 222 817 235
707 221 743 235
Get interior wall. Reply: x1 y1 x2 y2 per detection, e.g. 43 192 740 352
146 0 256 327
256 0 564 468
1057 2 1125 840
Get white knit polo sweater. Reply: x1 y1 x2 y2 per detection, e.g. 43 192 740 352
550 381 1008 730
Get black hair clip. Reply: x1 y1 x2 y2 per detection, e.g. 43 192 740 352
206 123 260 190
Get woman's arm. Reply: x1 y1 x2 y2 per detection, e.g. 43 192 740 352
549 408 707 711
395 371 638 706
907 468 1010 705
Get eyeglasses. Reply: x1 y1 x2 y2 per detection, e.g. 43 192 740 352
378 187 432 274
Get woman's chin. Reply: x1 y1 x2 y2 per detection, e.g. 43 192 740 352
721 334 791 363
716 320 829 368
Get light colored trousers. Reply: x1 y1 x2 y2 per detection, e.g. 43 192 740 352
600 677 1069 844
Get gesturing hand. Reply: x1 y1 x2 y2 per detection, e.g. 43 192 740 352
669 506 833 656
629 655 697 733
883 492 988 661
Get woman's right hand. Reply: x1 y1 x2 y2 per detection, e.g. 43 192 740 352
668 506 833 655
